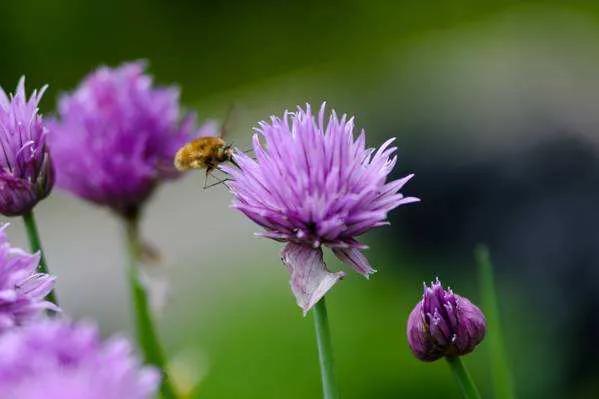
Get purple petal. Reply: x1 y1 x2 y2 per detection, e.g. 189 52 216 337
0 224 58 331
331 247 376 277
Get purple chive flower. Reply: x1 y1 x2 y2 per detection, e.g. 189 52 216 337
0 319 159 398
0 78 54 217
407 279 486 361
49 61 211 217
224 103 418 313
0 224 56 332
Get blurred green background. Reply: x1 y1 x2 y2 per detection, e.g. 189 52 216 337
2 1 599 398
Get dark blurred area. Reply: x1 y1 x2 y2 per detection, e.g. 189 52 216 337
1 1 599 398
392 132 599 397
0 0 520 104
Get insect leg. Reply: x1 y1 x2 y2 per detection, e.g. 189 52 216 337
229 158 240 169
203 167 212 189
203 169 231 189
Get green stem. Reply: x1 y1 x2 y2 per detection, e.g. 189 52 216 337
124 216 177 399
313 297 339 399
446 356 482 399
476 245 516 399
22 210 58 306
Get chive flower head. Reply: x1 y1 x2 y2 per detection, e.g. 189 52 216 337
0 319 158 398
49 61 210 217
0 78 53 216
0 224 56 332
224 103 418 313
407 278 486 361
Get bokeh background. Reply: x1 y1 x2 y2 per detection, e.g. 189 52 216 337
1 1 598 398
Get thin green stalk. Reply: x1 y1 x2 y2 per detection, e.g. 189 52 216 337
475 245 516 399
22 210 58 306
446 356 482 399
125 216 177 399
313 297 339 399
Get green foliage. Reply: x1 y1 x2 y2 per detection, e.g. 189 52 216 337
476 245 515 399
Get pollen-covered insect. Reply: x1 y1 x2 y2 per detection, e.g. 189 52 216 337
174 136 235 172
174 107 239 188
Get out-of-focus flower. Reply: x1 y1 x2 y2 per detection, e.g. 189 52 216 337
407 278 486 361
224 103 418 313
0 224 56 332
49 61 212 217
0 319 159 398
0 78 54 217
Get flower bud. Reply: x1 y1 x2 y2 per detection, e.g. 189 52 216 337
407 278 486 361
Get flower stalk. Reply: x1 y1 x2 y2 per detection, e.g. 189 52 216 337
446 356 482 399
124 214 177 399
22 210 58 306
313 297 339 399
